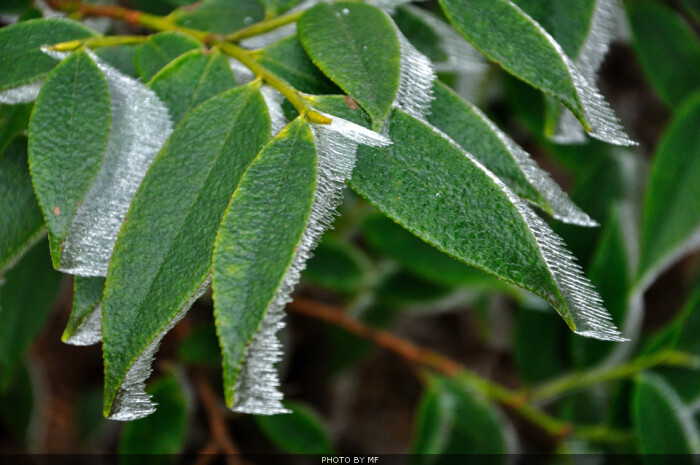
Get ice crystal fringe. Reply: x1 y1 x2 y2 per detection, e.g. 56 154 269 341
109 277 211 420
510 1 634 147
393 31 436 122
474 107 597 226
552 0 623 144
64 303 102 346
231 115 390 415
0 81 43 104
49 50 173 276
260 85 288 136
428 121 624 341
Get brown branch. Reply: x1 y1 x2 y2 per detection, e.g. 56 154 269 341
193 369 243 465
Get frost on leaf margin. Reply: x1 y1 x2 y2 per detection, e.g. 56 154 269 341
231 116 390 415
41 49 173 277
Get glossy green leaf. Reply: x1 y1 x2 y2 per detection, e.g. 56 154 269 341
135 32 201 82
428 81 593 225
102 83 270 420
0 137 44 275
627 0 700 107
0 18 96 92
213 117 316 409
62 276 105 346
174 0 265 35
298 1 401 126
149 48 237 124
639 93 700 289
94 45 139 79
119 374 189 459
255 36 340 95
362 214 513 294
303 238 368 293
633 373 700 457
28 50 112 270
351 110 622 340
439 0 634 146
0 103 32 154
255 401 334 454
515 306 568 384
411 376 508 461
0 240 62 384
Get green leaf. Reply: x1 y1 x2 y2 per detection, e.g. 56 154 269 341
255 401 334 454
0 360 35 446
255 35 340 95
633 373 700 457
351 110 622 340
627 0 700 107
127 0 197 15
149 48 237 124
173 0 265 35
259 0 304 16
303 238 369 293
439 0 634 146
62 276 105 346
102 83 270 420
0 103 32 154
177 323 221 368
0 18 96 92
119 374 189 459
213 117 316 410
0 137 45 275
0 0 32 14
0 240 62 385
428 81 594 225
135 32 201 82
376 270 451 310
393 6 448 63
411 376 509 461
639 92 700 289
28 50 112 270
94 45 139 79
298 1 401 126
362 214 513 294
515 306 568 384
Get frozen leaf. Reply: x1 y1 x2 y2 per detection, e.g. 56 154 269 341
62 276 105 346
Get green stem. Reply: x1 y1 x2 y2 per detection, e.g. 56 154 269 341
51 35 147 52
225 10 304 42
217 41 330 124
527 350 699 403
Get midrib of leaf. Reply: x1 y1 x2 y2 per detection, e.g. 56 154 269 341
186 52 222 113
109 91 256 397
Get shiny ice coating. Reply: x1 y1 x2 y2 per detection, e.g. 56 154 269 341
551 0 623 144
63 302 103 346
394 32 436 122
428 122 625 342
0 81 43 104
47 50 173 277
108 277 211 420
231 116 390 415
260 85 288 136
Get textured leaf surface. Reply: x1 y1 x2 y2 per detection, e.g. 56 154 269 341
639 93 700 288
0 18 96 91
28 50 112 269
149 48 237 124
119 374 189 457
439 0 633 146
102 83 270 420
62 276 105 346
411 376 508 460
174 0 265 35
256 36 340 95
351 109 622 340
0 138 44 275
428 81 593 225
255 401 334 454
0 240 62 383
95 45 139 79
633 373 700 456
628 0 700 107
298 1 401 126
213 117 316 409
135 32 201 82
